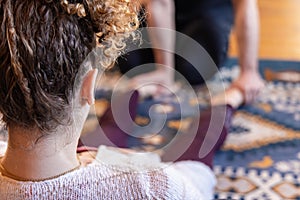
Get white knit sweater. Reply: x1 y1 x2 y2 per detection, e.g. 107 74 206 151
0 144 216 200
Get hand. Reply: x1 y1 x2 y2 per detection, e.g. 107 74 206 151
230 70 265 104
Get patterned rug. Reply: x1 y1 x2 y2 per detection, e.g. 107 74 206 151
87 59 300 200
212 59 300 200
80 58 300 200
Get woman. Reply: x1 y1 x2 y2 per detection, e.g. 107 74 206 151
0 0 244 199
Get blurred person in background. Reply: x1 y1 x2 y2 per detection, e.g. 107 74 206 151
119 0 264 103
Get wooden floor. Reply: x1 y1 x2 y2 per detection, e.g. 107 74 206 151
229 0 300 61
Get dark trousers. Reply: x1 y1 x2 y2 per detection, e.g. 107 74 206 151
118 0 234 85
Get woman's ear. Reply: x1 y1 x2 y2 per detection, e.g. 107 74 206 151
80 69 98 105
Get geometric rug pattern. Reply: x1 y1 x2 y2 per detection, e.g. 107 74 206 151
213 59 300 200
90 59 300 200
119 59 300 200
124 59 300 200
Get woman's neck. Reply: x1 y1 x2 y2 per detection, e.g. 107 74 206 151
0 127 80 181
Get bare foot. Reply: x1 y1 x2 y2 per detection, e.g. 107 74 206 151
211 87 244 108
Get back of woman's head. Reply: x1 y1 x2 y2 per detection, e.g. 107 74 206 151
0 0 139 132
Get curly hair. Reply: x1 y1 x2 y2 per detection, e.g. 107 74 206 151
0 0 140 132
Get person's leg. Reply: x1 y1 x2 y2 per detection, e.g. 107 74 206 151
175 2 234 85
